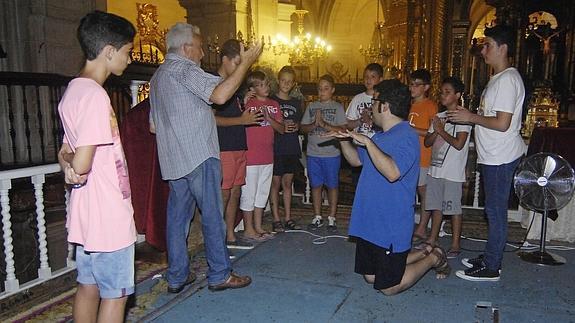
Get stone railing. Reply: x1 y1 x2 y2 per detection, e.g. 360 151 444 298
0 163 74 299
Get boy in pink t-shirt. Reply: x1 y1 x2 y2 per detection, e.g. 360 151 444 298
240 71 284 241
57 11 136 323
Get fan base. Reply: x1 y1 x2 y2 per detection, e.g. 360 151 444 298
517 250 565 266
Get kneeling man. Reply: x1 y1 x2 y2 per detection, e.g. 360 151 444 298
330 79 450 295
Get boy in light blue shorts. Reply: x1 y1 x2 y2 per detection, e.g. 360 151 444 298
57 11 137 322
300 75 347 232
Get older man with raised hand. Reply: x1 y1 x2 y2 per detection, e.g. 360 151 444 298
150 22 262 293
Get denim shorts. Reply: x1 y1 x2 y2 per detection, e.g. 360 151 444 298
76 243 135 298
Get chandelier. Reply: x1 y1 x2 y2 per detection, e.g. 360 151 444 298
359 0 393 66
270 9 332 67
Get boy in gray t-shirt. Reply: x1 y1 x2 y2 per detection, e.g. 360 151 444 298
300 75 347 232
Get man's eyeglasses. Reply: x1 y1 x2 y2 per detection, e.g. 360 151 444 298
409 82 428 87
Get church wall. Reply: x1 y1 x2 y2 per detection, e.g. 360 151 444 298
106 0 186 36
0 0 96 75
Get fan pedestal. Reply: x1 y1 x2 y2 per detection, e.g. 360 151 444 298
517 250 565 266
517 208 566 265
514 153 575 267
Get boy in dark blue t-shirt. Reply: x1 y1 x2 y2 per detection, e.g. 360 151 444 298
270 66 303 232
329 79 450 295
213 39 264 250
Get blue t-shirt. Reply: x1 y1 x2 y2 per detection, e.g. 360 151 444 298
272 95 302 156
348 121 419 252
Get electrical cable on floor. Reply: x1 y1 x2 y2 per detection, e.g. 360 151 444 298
284 229 348 245
439 214 575 252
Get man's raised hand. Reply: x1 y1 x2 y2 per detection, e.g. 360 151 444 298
240 42 263 66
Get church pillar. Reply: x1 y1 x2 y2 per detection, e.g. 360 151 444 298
180 0 238 48
430 0 447 92
404 0 416 77
564 1 575 120
449 21 471 82
0 0 31 72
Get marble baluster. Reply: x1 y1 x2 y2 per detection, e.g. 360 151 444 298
32 174 51 279
1 178 19 292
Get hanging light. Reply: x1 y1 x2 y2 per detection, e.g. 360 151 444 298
270 7 332 66
359 0 393 66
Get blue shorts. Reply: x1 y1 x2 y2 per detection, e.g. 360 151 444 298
76 244 135 298
307 155 341 189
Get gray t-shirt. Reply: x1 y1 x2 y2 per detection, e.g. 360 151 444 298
301 100 347 157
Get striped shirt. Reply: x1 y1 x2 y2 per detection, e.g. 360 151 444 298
150 53 221 180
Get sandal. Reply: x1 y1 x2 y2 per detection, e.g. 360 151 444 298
272 221 285 233
431 246 451 279
258 232 275 240
411 233 427 245
446 249 461 259
413 241 436 251
285 219 300 230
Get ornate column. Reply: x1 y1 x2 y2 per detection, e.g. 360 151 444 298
449 21 471 82
405 0 416 77
430 0 447 91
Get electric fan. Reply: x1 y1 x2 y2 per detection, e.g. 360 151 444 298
514 152 575 265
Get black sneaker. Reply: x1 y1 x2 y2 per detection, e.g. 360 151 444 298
462 255 501 273
461 255 484 268
455 265 500 282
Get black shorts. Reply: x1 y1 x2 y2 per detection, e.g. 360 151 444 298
273 154 301 176
354 237 409 290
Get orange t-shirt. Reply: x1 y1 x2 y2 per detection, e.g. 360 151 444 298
408 98 438 167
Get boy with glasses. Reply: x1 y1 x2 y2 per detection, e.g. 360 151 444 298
408 69 439 246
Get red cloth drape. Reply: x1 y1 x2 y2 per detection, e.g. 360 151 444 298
120 98 169 251
527 127 575 167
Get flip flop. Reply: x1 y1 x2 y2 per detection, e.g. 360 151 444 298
258 232 275 240
242 234 267 243
446 249 461 259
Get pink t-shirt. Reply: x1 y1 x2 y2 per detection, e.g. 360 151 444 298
59 78 136 252
245 97 283 165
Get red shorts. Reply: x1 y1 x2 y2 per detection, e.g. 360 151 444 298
220 150 247 190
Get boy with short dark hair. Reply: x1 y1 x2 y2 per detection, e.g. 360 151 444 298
57 11 136 322
423 77 471 258
300 74 347 232
448 24 526 281
330 79 449 295
409 69 439 244
213 39 263 250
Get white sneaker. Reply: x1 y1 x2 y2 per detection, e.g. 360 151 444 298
327 216 337 232
308 215 324 230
